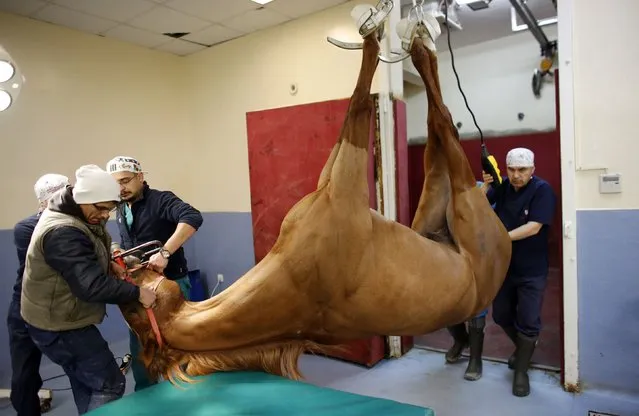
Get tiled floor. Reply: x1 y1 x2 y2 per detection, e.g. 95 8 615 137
416 267 563 369
1 342 637 416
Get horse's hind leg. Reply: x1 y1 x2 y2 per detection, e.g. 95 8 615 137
410 37 510 309
410 120 453 244
410 39 475 195
409 30 461 244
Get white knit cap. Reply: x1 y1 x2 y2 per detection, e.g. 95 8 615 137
106 156 144 174
506 147 535 168
34 173 70 202
72 165 121 204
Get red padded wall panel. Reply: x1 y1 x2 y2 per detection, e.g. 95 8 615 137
246 98 385 367
247 99 350 263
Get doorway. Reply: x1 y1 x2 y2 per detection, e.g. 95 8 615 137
406 75 564 370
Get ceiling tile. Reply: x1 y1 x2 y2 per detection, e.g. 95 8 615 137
265 0 347 19
184 24 244 45
50 0 157 23
165 0 258 23
223 7 291 34
102 25 170 48
33 4 119 34
0 0 47 16
127 6 212 34
154 38 206 56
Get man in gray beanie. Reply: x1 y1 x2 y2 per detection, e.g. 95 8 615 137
21 164 157 415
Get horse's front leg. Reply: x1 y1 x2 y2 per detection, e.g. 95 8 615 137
327 34 380 210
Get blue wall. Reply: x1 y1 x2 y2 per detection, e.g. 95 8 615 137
182 212 256 296
577 209 639 395
0 211 255 386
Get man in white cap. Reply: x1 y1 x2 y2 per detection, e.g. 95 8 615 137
20 165 157 415
481 147 556 398
7 173 69 416
106 155 202 391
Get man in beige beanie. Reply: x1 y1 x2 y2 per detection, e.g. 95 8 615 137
20 165 156 414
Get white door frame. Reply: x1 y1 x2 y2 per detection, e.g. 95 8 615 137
378 3 404 358
557 0 580 390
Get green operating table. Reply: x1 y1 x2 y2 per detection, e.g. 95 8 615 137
86 371 435 416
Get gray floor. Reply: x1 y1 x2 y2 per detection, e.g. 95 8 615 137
1 341 638 416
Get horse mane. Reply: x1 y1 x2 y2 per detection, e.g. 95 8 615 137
122 268 344 386
138 325 335 386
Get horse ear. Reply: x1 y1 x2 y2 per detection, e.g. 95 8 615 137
124 255 142 267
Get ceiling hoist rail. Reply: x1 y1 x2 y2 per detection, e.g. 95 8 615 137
508 0 558 97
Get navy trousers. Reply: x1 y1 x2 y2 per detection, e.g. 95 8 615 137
28 324 125 415
492 272 548 337
7 299 43 416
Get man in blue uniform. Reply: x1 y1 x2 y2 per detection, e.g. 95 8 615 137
7 173 69 416
106 156 203 391
481 147 556 397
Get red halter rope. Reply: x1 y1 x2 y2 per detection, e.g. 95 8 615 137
112 241 165 348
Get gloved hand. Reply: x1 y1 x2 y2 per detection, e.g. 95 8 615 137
110 261 127 280
139 287 157 309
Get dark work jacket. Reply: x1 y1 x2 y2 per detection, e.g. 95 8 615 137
42 186 140 304
11 214 39 305
115 183 203 280
487 176 556 277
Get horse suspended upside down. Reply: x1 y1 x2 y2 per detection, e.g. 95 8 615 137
119 32 511 386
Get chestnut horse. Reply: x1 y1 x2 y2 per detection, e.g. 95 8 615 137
119 32 511 385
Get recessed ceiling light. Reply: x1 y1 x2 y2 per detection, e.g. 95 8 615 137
0 60 15 83
251 0 274 5
0 90 12 112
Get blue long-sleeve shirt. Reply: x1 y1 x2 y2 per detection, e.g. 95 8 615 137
12 214 39 305
115 182 203 280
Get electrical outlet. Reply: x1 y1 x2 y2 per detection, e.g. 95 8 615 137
217 273 224 283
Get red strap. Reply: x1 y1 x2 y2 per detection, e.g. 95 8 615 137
115 256 164 348
146 309 163 348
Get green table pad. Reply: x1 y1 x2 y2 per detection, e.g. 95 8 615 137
86 371 434 415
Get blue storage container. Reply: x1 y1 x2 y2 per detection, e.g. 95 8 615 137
188 269 207 301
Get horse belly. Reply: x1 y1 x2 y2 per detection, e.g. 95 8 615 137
321 233 477 338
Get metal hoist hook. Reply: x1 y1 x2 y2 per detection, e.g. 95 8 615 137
326 0 442 64
379 0 442 63
326 0 394 52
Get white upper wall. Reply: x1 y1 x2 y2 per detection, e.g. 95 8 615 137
404 25 558 142
183 0 382 213
0 11 191 229
6 0 630 218
0 0 376 226
572 0 639 209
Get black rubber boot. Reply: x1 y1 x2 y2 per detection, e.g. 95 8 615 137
464 316 485 381
502 326 518 369
512 333 537 397
445 323 469 364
